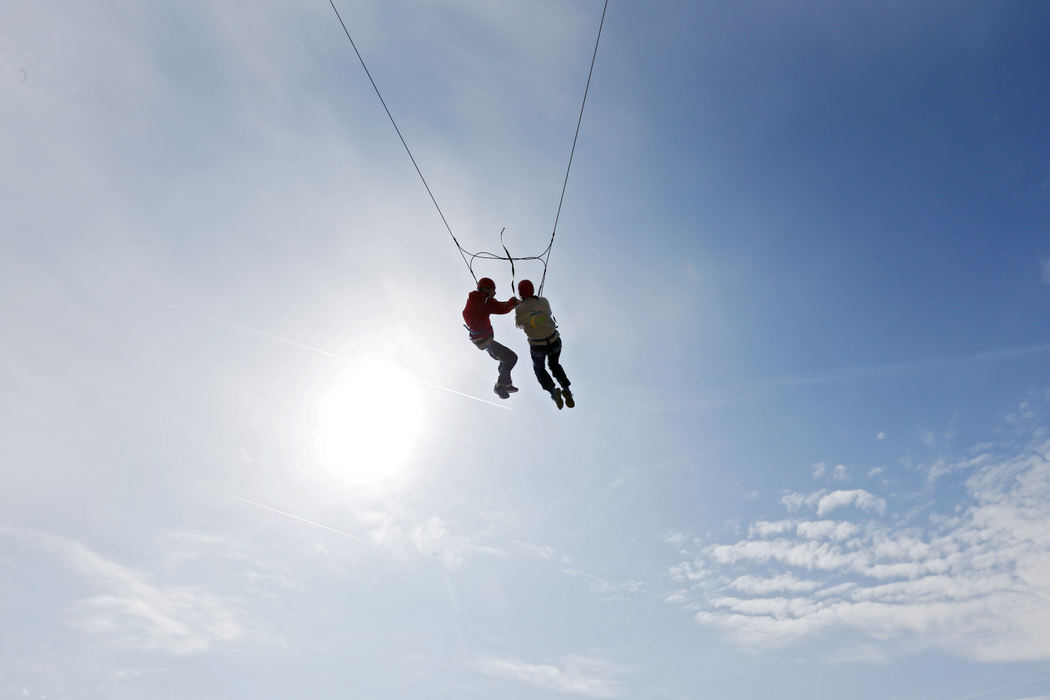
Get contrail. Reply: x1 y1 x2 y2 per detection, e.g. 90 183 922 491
233 495 375 546
176 307 510 410
947 674 1050 700
763 341 1050 389
616 340 1050 413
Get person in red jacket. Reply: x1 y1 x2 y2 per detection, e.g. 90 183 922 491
462 277 520 399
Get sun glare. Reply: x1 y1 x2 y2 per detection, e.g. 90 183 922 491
315 356 425 487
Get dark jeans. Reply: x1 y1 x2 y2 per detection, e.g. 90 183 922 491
530 338 570 392
484 340 517 387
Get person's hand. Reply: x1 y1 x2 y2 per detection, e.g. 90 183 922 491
509 296 520 306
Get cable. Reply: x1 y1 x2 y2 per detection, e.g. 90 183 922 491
539 0 608 295
328 0 475 281
329 0 609 293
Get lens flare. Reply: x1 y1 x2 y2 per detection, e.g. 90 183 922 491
315 356 424 487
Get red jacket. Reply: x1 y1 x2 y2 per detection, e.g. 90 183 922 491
462 291 517 345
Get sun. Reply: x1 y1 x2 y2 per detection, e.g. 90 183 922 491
314 355 425 487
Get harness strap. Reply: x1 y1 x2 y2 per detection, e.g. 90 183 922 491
530 332 560 346
464 324 493 349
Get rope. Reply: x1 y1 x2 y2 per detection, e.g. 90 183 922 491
499 228 516 296
329 0 609 293
539 0 609 296
327 0 476 282
467 242 549 294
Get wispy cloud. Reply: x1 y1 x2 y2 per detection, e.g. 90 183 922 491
925 453 994 483
409 515 507 567
729 574 821 595
110 667 166 681
665 435 1050 662
472 654 625 697
1041 258 1050 285
617 341 1050 414
948 675 1050 700
780 490 826 512
233 495 375 547
812 462 849 482
1 527 243 654
511 539 558 561
762 342 1050 388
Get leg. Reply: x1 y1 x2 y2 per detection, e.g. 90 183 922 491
547 339 570 388
532 345 563 409
547 339 574 407
486 340 517 388
530 346 556 391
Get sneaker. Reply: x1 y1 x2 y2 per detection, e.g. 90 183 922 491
505 385 519 394
494 386 510 399
562 388 575 408
551 388 564 409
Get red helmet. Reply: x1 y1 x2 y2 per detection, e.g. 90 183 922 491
477 277 496 291
517 279 535 299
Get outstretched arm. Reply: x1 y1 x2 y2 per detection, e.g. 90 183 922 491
486 297 519 315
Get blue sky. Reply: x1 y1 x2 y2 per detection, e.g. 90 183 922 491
3 1 1050 698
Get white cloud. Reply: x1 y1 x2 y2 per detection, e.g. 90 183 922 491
663 530 687 546
665 439 1050 662
410 516 507 568
708 538 863 571
816 490 887 516
665 590 690 605
729 574 820 595
472 654 624 697
926 453 994 483
750 520 795 538
781 492 806 512
668 561 706 583
2 527 243 654
780 490 826 513
347 503 508 569
512 539 557 560
813 464 849 482
877 432 887 440
561 567 645 602
109 667 166 681
796 520 859 541
1041 258 1050 285
589 578 646 601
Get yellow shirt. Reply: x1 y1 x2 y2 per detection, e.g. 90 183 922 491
514 296 560 345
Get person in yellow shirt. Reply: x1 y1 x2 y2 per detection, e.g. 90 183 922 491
513 279 574 409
